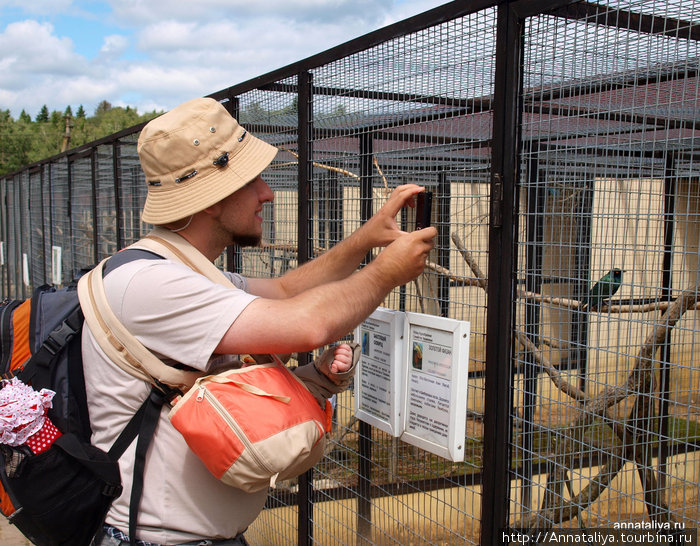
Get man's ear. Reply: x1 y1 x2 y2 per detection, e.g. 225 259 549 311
201 202 222 218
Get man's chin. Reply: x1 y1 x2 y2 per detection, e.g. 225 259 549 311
232 235 262 248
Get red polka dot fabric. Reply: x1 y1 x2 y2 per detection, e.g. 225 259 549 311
0 377 59 452
25 419 62 454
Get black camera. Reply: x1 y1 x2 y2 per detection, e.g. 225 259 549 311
415 191 433 230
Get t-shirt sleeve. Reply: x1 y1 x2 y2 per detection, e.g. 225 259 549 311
105 260 258 371
223 271 250 291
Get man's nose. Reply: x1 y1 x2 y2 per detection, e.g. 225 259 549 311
258 177 274 202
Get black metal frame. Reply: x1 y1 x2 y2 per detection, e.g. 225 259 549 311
2 1 699 544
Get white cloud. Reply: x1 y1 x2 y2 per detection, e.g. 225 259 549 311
0 0 74 16
0 20 84 77
0 20 90 114
110 0 395 26
99 34 130 59
0 0 449 118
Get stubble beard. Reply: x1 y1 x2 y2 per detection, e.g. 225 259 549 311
231 233 262 248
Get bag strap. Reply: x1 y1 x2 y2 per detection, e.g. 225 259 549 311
19 305 83 382
77 226 243 393
77 259 202 392
55 433 122 492
127 386 171 546
199 374 292 403
136 227 236 288
73 245 207 545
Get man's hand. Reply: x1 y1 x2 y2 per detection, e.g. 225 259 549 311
360 184 426 248
369 226 437 289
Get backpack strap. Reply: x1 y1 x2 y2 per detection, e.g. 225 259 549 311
77 226 243 393
136 227 236 289
20 305 83 382
77 259 202 393
103 249 164 277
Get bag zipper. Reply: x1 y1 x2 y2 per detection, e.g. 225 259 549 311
196 385 275 476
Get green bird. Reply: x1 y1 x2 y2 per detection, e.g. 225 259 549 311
580 268 624 312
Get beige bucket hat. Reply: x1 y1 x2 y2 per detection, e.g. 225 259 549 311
138 97 278 225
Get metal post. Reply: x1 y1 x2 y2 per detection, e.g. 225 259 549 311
329 172 341 245
297 70 314 546
357 129 374 542
481 3 524 544
223 97 243 274
47 163 54 282
113 141 124 250
19 175 28 298
67 156 74 284
437 171 451 317
90 149 99 262
40 166 49 283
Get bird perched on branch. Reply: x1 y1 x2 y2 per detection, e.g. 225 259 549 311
580 268 624 311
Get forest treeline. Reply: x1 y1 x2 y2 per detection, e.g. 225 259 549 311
0 100 162 176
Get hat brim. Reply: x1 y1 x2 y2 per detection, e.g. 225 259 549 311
141 135 277 225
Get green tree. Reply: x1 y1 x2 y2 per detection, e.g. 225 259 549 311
0 109 13 173
10 109 33 170
36 105 49 122
95 100 112 116
239 101 268 124
0 102 162 176
50 110 63 126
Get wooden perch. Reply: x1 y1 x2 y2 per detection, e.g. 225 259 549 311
451 229 699 529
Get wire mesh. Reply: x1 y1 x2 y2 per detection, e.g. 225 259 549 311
116 133 150 246
29 169 46 287
512 0 700 535
0 180 6 293
95 144 117 260
13 173 30 299
2 0 700 544
69 155 95 275
49 158 72 287
243 8 497 546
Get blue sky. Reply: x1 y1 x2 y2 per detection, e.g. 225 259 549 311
0 0 448 119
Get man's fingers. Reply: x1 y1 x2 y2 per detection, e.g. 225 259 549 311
384 184 425 215
412 226 438 243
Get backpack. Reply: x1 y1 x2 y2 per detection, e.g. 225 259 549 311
0 249 173 546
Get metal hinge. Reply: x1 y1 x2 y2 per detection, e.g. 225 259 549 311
492 173 503 228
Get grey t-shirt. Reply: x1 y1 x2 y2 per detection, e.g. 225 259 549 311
82 258 262 543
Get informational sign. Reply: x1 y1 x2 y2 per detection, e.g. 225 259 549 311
354 308 405 436
0 241 5 266
51 246 62 286
401 312 470 462
22 253 30 287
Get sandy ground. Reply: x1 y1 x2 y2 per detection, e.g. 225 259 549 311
0 517 31 545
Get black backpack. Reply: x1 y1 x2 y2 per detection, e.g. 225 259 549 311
0 249 169 546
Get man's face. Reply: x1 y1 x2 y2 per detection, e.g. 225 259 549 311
214 175 274 247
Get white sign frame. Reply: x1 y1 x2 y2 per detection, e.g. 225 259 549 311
22 253 30 287
354 307 405 436
401 312 470 462
51 246 63 286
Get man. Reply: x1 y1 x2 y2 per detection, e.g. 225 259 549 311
85 97 436 545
